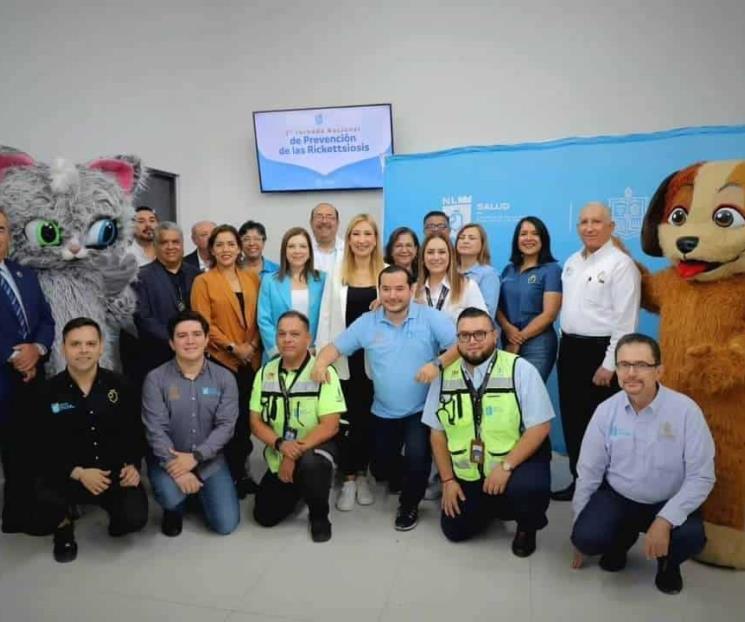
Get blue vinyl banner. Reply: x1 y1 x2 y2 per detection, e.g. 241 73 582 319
383 125 745 452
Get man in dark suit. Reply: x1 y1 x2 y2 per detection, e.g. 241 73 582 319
134 222 200 377
0 207 55 532
183 220 215 273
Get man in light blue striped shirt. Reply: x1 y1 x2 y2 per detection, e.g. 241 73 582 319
570 333 715 595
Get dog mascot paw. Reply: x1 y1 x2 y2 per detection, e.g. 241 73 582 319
641 160 745 568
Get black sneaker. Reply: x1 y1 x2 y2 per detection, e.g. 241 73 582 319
511 530 537 558
161 510 183 537
550 481 575 502
599 550 628 572
235 476 259 499
53 524 78 563
310 517 332 543
394 505 418 531
655 558 683 595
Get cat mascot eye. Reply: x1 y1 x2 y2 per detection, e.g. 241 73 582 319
24 219 62 247
85 218 118 248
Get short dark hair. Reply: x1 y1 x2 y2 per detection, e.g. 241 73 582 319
63 317 102 341
423 210 449 225
207 224 241 258
384 227 420 277
456 307 496 329
238 220 267 241
168 309 210 339
378 264 415 287
277 310 310 332
509 216 556 266
135 205 156 214
615 333 661 365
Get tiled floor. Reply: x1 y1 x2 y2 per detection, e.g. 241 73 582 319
1 455 743 622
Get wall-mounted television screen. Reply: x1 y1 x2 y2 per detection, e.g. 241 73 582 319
253 103 393 192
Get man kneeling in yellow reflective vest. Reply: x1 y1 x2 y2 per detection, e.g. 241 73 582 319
249 311 346 542
422 307 555 557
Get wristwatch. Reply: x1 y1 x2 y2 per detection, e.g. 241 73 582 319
193 449 205 463
273 437 284 452
502 461 513 472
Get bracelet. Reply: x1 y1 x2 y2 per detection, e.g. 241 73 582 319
441 477 455 484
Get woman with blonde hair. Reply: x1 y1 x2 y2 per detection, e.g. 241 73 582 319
455 223 500 318
317 214 385 511
416 233 487 323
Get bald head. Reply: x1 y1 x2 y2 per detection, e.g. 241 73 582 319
578 202 614 253
191 221 216 252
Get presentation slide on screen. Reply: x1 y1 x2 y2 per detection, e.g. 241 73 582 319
254 104 393 191
384 125 745 452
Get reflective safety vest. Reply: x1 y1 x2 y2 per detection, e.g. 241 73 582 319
258 354 323 474
437 351 522 481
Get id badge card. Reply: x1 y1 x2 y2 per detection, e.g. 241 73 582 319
470 438 484 464
284 427 298 441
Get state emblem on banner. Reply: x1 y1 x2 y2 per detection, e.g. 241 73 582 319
441 194 472 239
609 187 648 239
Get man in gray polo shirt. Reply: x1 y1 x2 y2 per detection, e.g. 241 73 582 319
142 309 240 536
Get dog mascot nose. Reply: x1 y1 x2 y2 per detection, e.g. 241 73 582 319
676 236 699 254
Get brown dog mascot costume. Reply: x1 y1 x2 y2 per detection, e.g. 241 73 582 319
641 160 745 569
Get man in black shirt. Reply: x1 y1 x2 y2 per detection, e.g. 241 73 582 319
35 317 148 562
134 222 200 377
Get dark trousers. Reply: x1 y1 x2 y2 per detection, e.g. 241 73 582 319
370 412 431 510
557 334 619 477
225 364 255 482
1 372 43 532
339 376 374 475
253 444 336 525
571 483 706 567
33 477 149 537
441 460 551 542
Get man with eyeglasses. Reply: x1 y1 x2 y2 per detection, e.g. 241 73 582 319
422 306 554 557
423 211 451 239
310 203 344 273
570 333 714 595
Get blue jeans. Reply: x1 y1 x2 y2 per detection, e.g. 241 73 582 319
507 330 557 382
571 483 706 567
370 412 431 510
147 457 240 535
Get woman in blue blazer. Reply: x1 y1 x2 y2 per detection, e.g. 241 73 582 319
258 227 326 362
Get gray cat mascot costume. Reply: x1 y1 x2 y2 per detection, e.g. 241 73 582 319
0 147 144 373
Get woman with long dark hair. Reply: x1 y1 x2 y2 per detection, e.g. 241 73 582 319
496 216 562 381
384 227 419 279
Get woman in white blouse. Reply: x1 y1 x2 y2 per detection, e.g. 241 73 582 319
416 233 487 323
316 214 385 512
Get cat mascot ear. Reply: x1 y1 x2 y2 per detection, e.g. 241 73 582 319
87 154 147 195
0 147 35 182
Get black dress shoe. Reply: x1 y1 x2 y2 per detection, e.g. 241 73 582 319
599 550 628 572
511 530 537 558
550 481 575 502
655 558 683 595
53 524 78 563
310 517 332 543
161 510 183 537
235 476 259 499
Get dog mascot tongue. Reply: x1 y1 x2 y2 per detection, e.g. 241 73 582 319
641 160 745 569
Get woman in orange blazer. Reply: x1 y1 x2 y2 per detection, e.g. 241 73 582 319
191 224 260 497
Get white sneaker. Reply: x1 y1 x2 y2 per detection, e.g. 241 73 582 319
336 480 356 511
355 475 375 506
424 477 442 500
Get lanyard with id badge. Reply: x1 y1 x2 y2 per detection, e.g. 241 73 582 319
426 284 449 311
460 353 498 467
278 355 311 441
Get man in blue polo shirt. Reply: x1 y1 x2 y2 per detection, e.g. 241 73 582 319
312 265 456 531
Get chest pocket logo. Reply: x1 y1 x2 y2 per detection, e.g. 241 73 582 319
201 387 221 397
527 274 537 285
50 402 76 415
107 389 119 404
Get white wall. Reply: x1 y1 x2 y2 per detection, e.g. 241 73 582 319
2 0 744 257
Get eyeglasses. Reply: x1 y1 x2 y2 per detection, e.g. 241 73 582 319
616 361 658 372
457 330 492 343
425 223 449 231
393 243 416 251
313 214 337 222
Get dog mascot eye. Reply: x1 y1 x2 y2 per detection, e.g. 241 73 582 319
712 207 745 229
85 218 119 248
667 207 688 226
24 219 62 247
